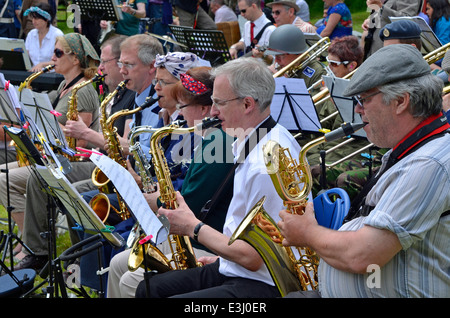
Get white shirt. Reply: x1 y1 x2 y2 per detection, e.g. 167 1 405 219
240 13 276 48
219 120 302 286
25 25 64 67
214 5 238 23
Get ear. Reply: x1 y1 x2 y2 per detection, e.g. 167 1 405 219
242 96 257 114
347 61 357 71
201 105 211 117
395 93 410 115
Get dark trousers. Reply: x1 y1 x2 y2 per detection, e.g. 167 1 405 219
135 259 280 298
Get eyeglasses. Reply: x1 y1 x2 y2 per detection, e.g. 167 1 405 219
100 57 118 65
53 48 71 58
354 91 382 108
326 56 350 67
210 96 242 107
240 7 249 14
117 61 136 69
176 103 191 110
152 78 177 87
272 10 283 15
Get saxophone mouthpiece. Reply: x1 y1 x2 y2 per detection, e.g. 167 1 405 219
140 96 161 110
42 64 55 72
324 122 367 142
200 117 222 130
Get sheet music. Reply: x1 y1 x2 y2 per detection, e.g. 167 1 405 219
271 77 321 132
323 76 367 139
89 152 168 245
35 164 124 247
0 73 21 124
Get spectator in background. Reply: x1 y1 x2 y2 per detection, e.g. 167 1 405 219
24 3 63 71
211 0 238 22
143 0 172 36
426 0 450 45
296 0 310 22
14 0 22 37
267 0 315 33
172 0 217 29
0 0 18 38
316 0 352 40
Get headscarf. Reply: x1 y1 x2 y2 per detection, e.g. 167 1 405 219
180 73 209 95
63 33 100 69
154 52 200 79
23 6 51 21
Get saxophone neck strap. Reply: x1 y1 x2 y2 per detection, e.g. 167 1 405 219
344 113 449 223
199 116 277 221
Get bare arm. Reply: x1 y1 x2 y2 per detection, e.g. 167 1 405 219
278 202 402 274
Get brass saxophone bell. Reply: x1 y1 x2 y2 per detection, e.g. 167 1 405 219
89 192 111 224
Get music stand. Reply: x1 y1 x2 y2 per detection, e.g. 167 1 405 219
271 77 321 134
74 0 123 22
0 75 36 274
182 29 232 67
389 16 442 55
168 24 192 52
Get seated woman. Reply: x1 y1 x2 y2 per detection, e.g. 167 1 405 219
426 0 450 45
316 0 352 40
24 3 64 72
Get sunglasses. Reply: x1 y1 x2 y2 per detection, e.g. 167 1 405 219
326 56 350 67
54 48 71 58
272 10 282 15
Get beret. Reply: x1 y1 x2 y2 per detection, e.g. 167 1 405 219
442 49 450 72
343 44 430 96
379 20 422 41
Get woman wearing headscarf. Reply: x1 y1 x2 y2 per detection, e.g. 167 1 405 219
52 32 101 148
24 3 63 72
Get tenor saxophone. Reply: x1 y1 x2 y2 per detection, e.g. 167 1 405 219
65 73 105 151
90 80 131 223
229 122 366 297
127 117 222 272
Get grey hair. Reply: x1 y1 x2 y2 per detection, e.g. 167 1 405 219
121 34 164 66
378 73 444 118
210 57 275 111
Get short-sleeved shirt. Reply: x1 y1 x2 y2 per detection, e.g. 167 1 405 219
25 25 64 67
115 0 147 36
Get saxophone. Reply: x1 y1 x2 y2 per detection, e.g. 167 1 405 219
65 73 105 152
127 117 222 272
229 122 366 297
14 65 55 166
90 80 130 223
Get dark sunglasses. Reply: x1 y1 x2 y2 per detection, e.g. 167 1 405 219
53 48 71 58
240 9 247 13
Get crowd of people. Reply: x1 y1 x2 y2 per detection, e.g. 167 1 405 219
0 0 449 300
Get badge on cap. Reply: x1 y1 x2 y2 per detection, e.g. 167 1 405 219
383 28 390 38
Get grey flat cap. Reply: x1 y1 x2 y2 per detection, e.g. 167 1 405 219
343 44 430 96
442 49 450 72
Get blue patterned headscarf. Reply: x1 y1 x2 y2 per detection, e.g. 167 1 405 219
154 52 200 79
24 6 51 21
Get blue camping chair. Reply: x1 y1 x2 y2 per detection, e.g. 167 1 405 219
313 188 350 230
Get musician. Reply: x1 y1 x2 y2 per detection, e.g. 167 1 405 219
267 0 316 33
107 66 235 298
229 0 276 59
361 0 423 59
8 33 101 270
379 19 422 49
279 45 450 298
134 57 301 298
264 24 326 97
172 0 217 30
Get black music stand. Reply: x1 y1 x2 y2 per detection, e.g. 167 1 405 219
271 77 322 134
0 76 36 274
168 24 192 52
182 29 232 66
74 0 123 22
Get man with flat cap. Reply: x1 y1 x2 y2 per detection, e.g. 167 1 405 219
278 44 450 298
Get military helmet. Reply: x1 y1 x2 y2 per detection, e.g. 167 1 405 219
265 24 308 56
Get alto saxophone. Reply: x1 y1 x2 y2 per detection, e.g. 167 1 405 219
229 122 366 297
14 65 55 166
65 73 105 152
90 80 131 223
127 117 222 272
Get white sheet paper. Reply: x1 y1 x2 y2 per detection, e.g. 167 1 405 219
89 152 168 245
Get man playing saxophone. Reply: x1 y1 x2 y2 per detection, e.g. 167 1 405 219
278 45 449 298
135 57 302 298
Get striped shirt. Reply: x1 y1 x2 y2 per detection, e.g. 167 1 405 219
319 133 450 297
